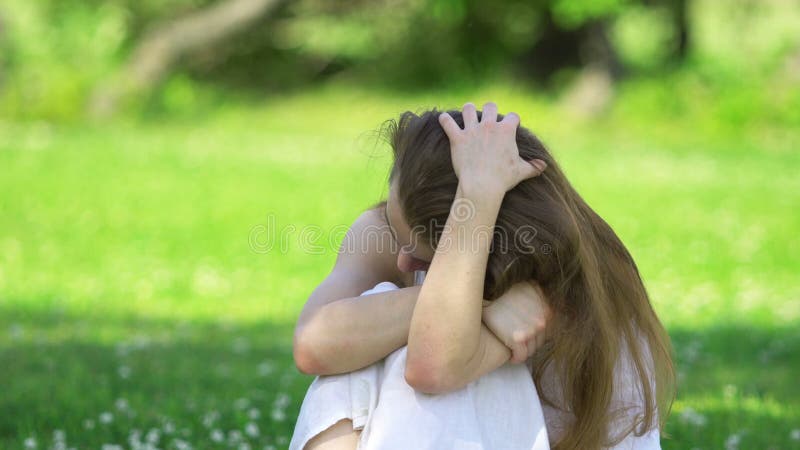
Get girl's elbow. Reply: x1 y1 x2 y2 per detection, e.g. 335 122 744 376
293 330 329 375
404 358 460 394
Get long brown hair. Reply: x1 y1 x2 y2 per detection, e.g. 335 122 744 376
376 108 676 449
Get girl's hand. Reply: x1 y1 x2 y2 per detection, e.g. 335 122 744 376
438 102 547 197
482 280 553 364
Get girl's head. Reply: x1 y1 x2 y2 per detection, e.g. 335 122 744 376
378 108 676 450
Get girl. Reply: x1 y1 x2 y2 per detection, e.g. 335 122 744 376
290 102 676 449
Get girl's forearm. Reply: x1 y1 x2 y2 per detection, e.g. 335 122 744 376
305 282 513 393
406 182 503 381
299 285 421 375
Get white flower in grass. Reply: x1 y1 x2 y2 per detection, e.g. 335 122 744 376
263 446 276 450
145 428 161 444
101 445 123 450
203 410 220 428
248 408 261 420
683 340 702 364
791 429 800 441
51 430 67 450
83 419 96 430
276 435 288 445
245 422 259 438
210 429 224 443
118 365 132 379
237 444 251 450
279 372 295 387
678 407 707 427
273 393 290 409
725 433 741 450
132 335 151 349
115 343 130 357
722 384 737 400
228 430 243 444
233 338 250 354
99 412 114 424
270 408 286 422
257 361 275 377
115 398 129 411
9 323 24 340
163 420 175 434
128 429 142 448
234 397 250 410
23 437 36 449
173 438 192 450
216 363 232 377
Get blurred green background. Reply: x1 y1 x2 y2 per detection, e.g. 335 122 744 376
1 0 798 449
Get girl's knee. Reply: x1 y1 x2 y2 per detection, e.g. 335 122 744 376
304 418 361 450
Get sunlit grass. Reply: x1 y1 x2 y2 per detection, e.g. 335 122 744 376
1 79 798 449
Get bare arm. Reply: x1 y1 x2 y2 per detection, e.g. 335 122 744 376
293 205 519 380
405 103 547 393
295 284 422 375
404 183 508 392
293 206 412 375
299 279 516 385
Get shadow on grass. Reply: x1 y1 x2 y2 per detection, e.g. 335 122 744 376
2 304 798 449
663 325 799 449
0 304 307 449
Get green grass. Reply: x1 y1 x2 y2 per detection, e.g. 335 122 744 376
1 79 799 449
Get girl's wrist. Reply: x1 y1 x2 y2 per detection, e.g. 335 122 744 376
456 181 505 212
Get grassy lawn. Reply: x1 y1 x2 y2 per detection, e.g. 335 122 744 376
1 80 798 449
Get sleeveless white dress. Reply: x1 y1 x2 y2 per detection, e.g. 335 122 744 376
288 281 550 450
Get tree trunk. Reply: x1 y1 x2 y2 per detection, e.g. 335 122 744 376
671 0 690 61
89 0 286 117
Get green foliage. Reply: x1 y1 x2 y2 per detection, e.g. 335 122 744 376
1 0 799 120
552 0 629 28
0 1 128 119
612 5 678 70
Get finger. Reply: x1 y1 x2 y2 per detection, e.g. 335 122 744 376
462 102 478 128
500 111 520 129
527 338 539 359
438 112 461 139
512 342 528 364
481 101 498 124
510 331 527 363
517 158 547 182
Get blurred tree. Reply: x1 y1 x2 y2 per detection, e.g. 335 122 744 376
1 0 714 118
91 0 695 116
670 0 690 61
89 0 288 116
644 0 689 62
0 12 6 91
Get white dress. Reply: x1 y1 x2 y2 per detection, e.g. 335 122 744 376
288 281 662 450
288 281 550 450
